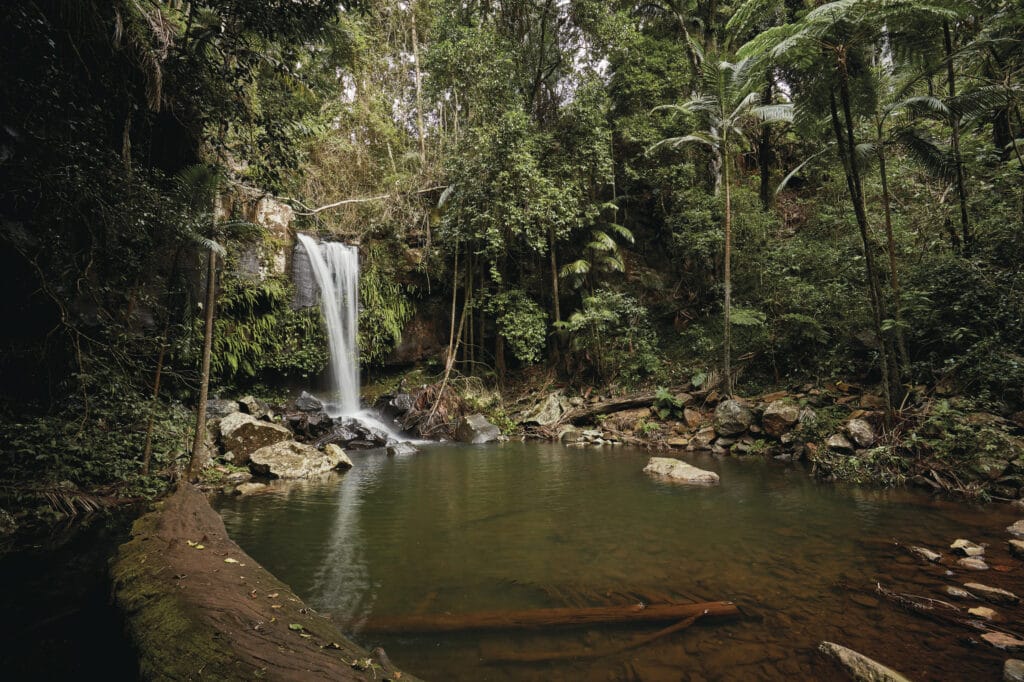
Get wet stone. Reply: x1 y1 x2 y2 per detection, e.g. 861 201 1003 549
1009 539 1024 559
950 539 985 557
1005 659 1024 682
969 606 999 620
964 583 1020 604
1008 520 1024 539
984 633 1024 651
958 557 990 571
944 586 975 600
910 546 942 563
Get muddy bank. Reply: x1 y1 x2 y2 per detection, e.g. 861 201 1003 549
110 484 418 681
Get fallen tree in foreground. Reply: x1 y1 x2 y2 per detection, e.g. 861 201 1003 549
110 484 418 681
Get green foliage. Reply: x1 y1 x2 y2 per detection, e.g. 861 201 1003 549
359 247 417 364
487 290 548 365
558 290 662 386
653 386 685 420
203 274 327 385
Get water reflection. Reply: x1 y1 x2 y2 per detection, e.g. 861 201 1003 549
217 443 1023 681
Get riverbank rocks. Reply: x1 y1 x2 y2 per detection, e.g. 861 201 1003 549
714 400 754 436
323 443 354 469
523 393 566 426
249 441 351 479
1007 520 1024 539
1010 539 1024 559
294 391 323 412
643 457 720 486
205 398 240 419
964 583 1020 604
969 606 999 620
762 400 800 438
818 641 912 682
234 482 268 496
909 546 942 563
456 414 501 444
826 433 855 452
845 418 875 448
219 413 293 465
239 395 272 420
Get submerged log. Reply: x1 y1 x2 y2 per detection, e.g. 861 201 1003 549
361 600 739 634
484 613 704 664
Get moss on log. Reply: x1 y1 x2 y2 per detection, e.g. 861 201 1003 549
110 484 417 681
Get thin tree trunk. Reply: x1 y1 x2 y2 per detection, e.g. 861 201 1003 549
831 79 893 419
189 250 217 480
722 139 733 397
758 79 774 210
943 20 971 251
877 134 910 379
410 5 427 166
549 225 561 325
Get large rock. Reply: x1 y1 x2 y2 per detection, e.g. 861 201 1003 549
818 641 912 682
688 426 717 450
219 413 293 465
294 391 323 412
714 400 754 436
643 457 720 486
249 441 350 479
238 395 272 420
377 392 415 421
323 444 354 469
456 414 501 444
205 399 240 419
827 433 855 452
762 400 801 438
523 394 565 426
292 241 318 309
608 407 652 431
845 418 875 448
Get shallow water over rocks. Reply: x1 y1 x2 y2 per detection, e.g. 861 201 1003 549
217 442 1024 681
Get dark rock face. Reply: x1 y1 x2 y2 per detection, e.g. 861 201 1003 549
456 414 501 444
292 241 318 309
206 399 240 419
713 400 754 436
377 393 415 421
314 418 391 450
285 410 335 442
384 315 445 366
294 391 323 413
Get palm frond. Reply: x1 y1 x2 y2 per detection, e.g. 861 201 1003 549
895 129 955 181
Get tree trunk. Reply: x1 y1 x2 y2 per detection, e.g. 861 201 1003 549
722 139 733 397
831 77 893 419
410 5 427 166
361 601 739 634
188 250 217 480
877 134 910 380
943 20 971 251
758 79 774 210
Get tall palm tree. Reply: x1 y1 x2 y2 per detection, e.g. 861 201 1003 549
650 57 792 395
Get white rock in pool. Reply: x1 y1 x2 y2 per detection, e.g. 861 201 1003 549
643 457 720 486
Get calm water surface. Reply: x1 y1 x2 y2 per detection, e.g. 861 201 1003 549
217 442 1024 681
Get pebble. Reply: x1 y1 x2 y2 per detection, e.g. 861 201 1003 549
1007 520 1024 539
984 633 1024 651
950 539 985 557
944 586 975 599
968 606 999 620
1005 659 1024 682
910 546 942 563
957 557 990 571
964 583 1020 604
1010 539 1024 559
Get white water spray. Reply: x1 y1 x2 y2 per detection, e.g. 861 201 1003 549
296 234 360 417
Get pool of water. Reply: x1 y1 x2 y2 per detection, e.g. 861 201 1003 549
217 442 1024 681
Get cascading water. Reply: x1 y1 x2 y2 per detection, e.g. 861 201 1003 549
296 234 360 417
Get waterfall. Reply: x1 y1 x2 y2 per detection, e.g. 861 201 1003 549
296 234 360 417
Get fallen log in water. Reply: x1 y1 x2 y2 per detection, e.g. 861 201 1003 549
361 601 739 634
483 613 704 664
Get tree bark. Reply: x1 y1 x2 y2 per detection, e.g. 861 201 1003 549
723 138 733 397
410 4 427 166
361 601 738 634
188 249 217 480
831 73 893 419
876 132 910 380
943 20 971 251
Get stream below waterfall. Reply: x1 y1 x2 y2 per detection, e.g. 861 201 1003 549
217 442 1024 681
